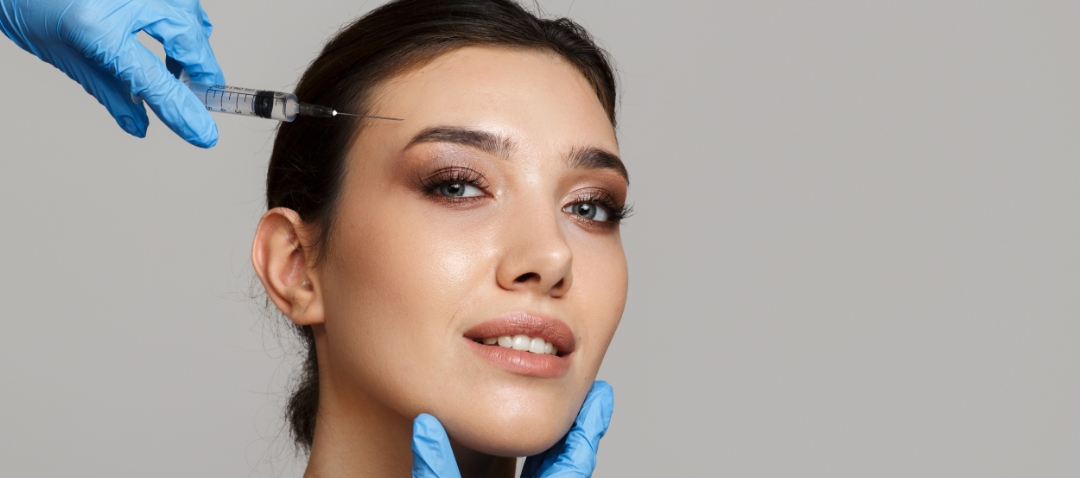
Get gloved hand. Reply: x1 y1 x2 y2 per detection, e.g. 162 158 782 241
412 381 614 478
0 0 226 147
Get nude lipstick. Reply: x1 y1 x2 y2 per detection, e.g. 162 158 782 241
463 313 575 378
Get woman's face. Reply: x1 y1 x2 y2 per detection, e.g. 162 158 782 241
314 46 627 456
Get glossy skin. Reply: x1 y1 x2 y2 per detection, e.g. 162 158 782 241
253 46 628 477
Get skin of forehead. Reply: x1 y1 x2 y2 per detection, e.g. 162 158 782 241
360 45 619 164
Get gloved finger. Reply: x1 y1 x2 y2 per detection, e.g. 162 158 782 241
40 45 150 137
81 62 151 137
114 40 217 147
196 2 214 41
138 1 225 85
560 381 614 469
522 381 614 478
412 414 463 478
157 0 215 38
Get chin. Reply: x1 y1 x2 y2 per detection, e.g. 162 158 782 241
442 412 574 457
434 385 583 457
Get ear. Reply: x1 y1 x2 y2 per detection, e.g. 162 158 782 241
251 207 324 326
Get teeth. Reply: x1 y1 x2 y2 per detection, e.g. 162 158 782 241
512 335 530 351
529 337 546 354
479 334 559 355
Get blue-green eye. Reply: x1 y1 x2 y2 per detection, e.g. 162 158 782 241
563 202 610 221
437 182 483 198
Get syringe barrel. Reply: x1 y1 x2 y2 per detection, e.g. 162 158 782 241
186 82 300 122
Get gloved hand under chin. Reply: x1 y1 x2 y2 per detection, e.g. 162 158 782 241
0 0 226 147
412 380 614 478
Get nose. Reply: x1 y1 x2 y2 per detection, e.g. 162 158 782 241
495 204 573 297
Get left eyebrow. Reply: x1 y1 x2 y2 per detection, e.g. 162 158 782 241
406 126 627 184
405 126 513 158
568 146 628 185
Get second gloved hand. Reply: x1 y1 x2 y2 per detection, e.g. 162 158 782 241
0 0 226 147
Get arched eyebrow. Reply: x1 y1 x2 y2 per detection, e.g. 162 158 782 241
567 146 628 185
405 126 627 184
405 126 513 158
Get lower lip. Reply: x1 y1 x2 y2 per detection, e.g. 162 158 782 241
464 338 571 378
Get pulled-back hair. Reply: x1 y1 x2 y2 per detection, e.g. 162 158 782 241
265 0 617 452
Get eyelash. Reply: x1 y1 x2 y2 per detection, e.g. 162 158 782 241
418 166 489 203
568 189 633 227
418 166 631 226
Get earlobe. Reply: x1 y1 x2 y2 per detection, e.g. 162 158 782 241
251 207 325 326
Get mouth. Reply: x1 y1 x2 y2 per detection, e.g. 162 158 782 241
474 335 559 355
463 313 576 378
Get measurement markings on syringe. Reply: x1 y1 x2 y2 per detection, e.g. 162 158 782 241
183 79 402 122
201 87 261 116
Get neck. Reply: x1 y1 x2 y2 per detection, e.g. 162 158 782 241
451 440 519 478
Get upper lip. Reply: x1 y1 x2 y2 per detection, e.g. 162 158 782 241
463 312 576 355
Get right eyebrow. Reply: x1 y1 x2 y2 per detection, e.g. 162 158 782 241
404 126 514 158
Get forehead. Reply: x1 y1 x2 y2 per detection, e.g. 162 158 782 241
364 46 618 156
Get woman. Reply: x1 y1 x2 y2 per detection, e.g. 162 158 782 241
250 1 629 476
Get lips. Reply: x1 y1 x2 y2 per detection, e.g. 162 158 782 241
463 313 575 378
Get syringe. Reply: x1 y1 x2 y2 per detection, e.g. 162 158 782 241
183 81 406 122
165 57 401 123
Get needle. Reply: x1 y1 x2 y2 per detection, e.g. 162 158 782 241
334 111 404 121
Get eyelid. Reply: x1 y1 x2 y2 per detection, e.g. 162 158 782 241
415 164 493 204
564 187 631 226
417 165 490 189
570 187 620 209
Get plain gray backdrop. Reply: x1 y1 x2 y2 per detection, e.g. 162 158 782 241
1 1 1077 476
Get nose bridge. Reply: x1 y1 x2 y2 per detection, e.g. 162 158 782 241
496 190 573 296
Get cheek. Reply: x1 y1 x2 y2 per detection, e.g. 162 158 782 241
328 190 496 314
571 238 628 359
318 197 498 411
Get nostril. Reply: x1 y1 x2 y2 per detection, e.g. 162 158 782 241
514 272 539 283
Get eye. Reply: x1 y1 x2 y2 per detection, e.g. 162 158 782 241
563 202 610 222
417 166 490 202
436 182 484 198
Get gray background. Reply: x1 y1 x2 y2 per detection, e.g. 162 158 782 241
1 1 1077 476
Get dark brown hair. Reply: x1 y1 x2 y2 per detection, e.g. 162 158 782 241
266 0 618 452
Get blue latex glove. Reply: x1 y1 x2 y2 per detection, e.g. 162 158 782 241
412 381 614 478
0 0 225 147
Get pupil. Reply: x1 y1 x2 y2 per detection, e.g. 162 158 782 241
576 203 595 219
445 183 463 196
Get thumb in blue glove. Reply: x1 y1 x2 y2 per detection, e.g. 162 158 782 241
0 0 226 147
412 413 464 478
412 381 614 478
520 381 614 478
